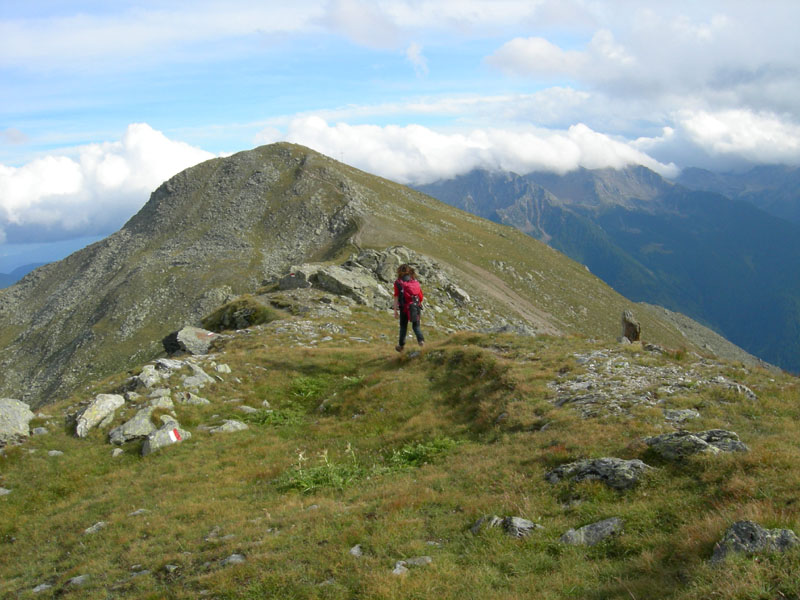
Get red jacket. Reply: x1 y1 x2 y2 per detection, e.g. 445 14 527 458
394 277 423 319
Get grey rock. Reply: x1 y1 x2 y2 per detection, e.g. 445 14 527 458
112 448 124 458
75 394 125 438
164 564 180 573
32 427 49 436
349 544 363 557
129 508 149 516
182 363 216 388
109 407 157 445
32 583 53 593
446 283 470 304
154 358 184 372
711 520 799 563
67 575 90 586
135 365 162 389
47 450 64 457
209 420 249 434
84 521 107 535
315 265 391 306
165 326 220 356
221 553 246 566
237 405 259 414
0 487 11 496
545 457 653 490
141 421 191 456
621 309 641 342
405 556 432 567
644 430 748 461
392 562 409 576
149 387 172 398
279 264 320 290
176 391 211 405
215 363 232 374
149 395 174 410
0 398 34 444
561 517 624 546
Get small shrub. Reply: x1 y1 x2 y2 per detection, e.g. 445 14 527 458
386 437 459 468
245 403 305 427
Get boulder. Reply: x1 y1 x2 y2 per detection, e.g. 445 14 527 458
141 420 191 456
545 457 653 490
109 407 158 445
0 398 34 445
621 309 641 342
711 520 799 563
561 517 624 546
644 430 748 461
314 265 391 306
162 326 219 355
664 408 701 423
182 363 216 388
278 264 320 290
75 394 125 438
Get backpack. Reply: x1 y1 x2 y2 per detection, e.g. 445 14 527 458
395 277 423 324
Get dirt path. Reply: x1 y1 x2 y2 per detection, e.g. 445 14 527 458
455 261 565 336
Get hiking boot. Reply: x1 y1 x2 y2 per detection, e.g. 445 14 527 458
395 344 404 352
418 340 425 347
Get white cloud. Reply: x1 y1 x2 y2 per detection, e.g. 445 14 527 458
678 109 800 163
406 42 428 76
321 0 400 48
270 116 677 184
0 124 215 242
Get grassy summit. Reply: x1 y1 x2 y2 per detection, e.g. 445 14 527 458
1 297 798 599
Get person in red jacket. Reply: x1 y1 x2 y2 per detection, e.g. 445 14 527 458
393 264 425 352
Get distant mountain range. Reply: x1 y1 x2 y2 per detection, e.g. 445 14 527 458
677 165 800 225
0 263 46 288
417 166 800 373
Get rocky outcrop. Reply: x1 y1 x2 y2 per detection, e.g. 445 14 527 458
644 430 748 461
108 407 158 445
75 394 125 438
141 419 191 456
561 517 624 546
711 521 799 563
0 398 34 445
545 457 653 490
621 309 641 342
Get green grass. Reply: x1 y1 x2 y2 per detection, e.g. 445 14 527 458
1 309 799 599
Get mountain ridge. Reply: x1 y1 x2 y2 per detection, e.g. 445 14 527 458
0 144 758 407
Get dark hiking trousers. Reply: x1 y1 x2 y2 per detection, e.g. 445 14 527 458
398 311 424 347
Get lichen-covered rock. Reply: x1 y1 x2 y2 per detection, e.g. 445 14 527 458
561 517 624 546
545 457 653 490
75 394 125 438
175 391 210 405
0 398 34 445
711 520 799 563
279 264 320 290
664 408 701 423
141 420 191 456
644 430 748 461
109 407 158 445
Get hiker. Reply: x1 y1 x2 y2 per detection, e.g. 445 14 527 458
393 264 425 352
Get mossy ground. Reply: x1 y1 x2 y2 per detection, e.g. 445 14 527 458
1 312 799 599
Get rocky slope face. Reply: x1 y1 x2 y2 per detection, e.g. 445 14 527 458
0 144 749 408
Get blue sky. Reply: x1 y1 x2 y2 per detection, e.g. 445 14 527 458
2 1 800 270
